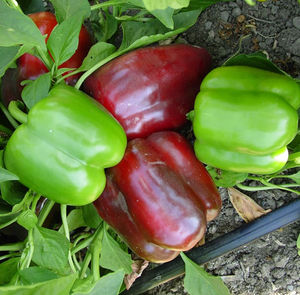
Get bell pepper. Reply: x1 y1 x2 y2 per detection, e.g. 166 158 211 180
1 11 92 107
4 85 126 206
83 44 211 139
94 131 221 262
193 65 300 174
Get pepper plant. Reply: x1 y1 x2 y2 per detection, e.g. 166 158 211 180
0 0 238 294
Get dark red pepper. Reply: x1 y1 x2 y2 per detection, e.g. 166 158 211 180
83 44 211 139
94 131 221 262
1 11 92 106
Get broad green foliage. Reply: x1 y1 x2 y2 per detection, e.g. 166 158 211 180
181 253 231 295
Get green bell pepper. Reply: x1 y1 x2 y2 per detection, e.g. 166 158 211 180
193 66 300 174
4 85 127 206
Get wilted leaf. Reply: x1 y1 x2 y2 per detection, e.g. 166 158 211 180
124 258 149 290
228 188 271 222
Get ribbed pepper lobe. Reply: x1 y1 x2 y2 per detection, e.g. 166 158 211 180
193 65 300 174
4 85 127 205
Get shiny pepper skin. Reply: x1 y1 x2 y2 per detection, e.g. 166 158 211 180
4 85 127 206
94 131 221 263
83 44 211 139
193 66 300 174
1 11 92 107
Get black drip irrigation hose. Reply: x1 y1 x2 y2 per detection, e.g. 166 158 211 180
122 199 300 295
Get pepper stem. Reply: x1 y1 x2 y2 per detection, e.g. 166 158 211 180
60 204 77 274
0 102 19 129
8 101 28 124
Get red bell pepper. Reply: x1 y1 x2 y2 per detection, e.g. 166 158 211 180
83 44 211 139
94 131 221 262
1 11 92 107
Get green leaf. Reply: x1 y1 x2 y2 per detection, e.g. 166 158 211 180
21 73 51 109
297 234 300 256
19 266 59 285
47 12 84 66
206 166 248 188
288 134 300 153
0 46 19 78
32 226 70 273
181 253 231 295
0 1 46 51
0 258 19 285
59 208 86 234
185 0 231 11
55 68 76 77
286 171 300 185
72 269 125 295
91 10 118 42
17 209 38 230
78 42 116 72
0 210 21 229
120 9 201 51
0 167 19 182
1 181 25 206
0 44 33 78
0 273 76 295
0 149 25 206
223 52 289 76
50 0 91 23
150 7 175 29
100 229 132 274
82 204 102 228
142 0 189 10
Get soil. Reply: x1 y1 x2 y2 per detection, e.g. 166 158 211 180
143 1 300 294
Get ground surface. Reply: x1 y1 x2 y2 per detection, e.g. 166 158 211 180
143 1 300 294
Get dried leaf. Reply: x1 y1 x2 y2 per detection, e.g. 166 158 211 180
196 235 206 247
124 258 149 290
228 187 271 222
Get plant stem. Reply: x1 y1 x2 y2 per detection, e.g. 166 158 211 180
237 182 300 195
19 229 34 270
8 101 27 124
31 194 41 212
91 1 126 11
79 252 91 279
71 233 93 255
72 253 82 271
0 102 19 129
12 189 34 213
61 205 70 239
90 226 104 282
56 69 81 84
0 253 20 261
0 242 24 252
37 199 55 226
24 230 34 268
75 51 121 89
60 204 77 273
36 46 53 70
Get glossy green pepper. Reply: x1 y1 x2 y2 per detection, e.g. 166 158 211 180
193 66 300 174
4 85 127 205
